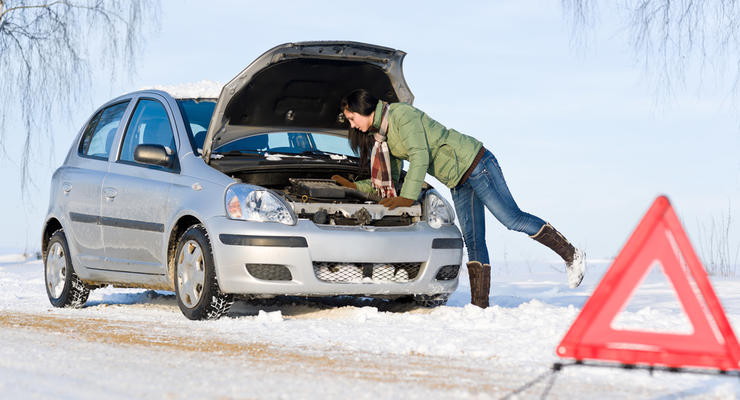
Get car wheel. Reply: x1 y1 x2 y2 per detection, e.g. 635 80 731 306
44 230 90 308
413 293 449 308
174 224 233 320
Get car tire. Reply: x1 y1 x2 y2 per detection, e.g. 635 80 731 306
174 224 233 320
44 229 90 308
413 293 449 308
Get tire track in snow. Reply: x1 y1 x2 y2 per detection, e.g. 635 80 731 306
0 311 510 395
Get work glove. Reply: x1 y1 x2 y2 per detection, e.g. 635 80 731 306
331 175 356 189
379 196 414 210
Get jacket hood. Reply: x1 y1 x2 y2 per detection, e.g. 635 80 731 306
202 41 414 161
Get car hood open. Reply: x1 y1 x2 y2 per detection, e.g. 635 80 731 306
202 41 414 162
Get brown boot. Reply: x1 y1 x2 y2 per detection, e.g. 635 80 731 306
530 223 585 288
530 223 574 262
467 261 490 308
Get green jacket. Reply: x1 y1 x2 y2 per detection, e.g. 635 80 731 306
355 101 483 200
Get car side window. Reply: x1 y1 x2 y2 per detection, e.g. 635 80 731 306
119 99 177 167
78 101 130 160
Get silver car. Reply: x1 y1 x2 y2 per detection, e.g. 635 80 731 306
42 41 463 320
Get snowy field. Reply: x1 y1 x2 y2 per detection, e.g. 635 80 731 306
2 253 740 399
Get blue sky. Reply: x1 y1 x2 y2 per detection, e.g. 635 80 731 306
2 1 739 265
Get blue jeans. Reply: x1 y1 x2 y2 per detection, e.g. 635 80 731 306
451 149 546 265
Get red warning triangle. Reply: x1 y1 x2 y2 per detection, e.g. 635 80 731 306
557 195 740 370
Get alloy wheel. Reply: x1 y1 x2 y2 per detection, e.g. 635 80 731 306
177 240 206 308
46 242 66 298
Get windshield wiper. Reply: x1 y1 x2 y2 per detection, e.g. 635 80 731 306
299 150 329 157
299 150 354 159
212 149 265 156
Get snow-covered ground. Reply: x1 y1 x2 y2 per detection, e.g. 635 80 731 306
2 254 740 399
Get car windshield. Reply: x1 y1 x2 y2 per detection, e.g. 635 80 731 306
176 99 217 155
214 132 356 158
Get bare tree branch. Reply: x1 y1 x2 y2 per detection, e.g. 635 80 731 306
1 1 68 20
561 0 599 48
562 1 740 100
0 0 159 192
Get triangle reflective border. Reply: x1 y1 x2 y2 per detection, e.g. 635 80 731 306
557 196 740 371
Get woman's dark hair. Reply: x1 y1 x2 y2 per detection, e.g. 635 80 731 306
340 89 378 169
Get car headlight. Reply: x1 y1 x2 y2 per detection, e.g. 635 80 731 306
225 184 296 225
424 189 455 229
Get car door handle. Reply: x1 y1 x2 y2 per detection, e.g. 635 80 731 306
62 182 72 193
103 187 118 199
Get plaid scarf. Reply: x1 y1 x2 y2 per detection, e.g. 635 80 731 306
370 102 397 198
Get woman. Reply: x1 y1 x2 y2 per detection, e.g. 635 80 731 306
332 89 585 307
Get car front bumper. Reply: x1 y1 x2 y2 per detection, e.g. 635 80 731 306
205 216 463 297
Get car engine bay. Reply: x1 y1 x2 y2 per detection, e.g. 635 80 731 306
284 178 421 226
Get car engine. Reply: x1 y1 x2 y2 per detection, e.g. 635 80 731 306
283 178 379 203
283 179 421 226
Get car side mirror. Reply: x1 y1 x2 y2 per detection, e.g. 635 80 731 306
134 144 174 168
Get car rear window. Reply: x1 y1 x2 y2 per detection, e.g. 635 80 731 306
78 101 130 160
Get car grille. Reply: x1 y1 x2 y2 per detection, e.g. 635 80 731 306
246 264 293 281
313 262 422 283
435 265 461 281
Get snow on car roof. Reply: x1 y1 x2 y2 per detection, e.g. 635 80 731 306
138 80 223 99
